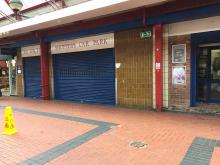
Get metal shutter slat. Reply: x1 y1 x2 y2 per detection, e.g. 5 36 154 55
23 57 42 98
54 48 115 105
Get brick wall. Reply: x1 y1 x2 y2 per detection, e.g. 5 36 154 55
0 61 6 68
168 35 191 110
115 28 153 109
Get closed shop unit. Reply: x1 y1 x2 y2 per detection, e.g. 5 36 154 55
22 45 41 98
51 33 115 105
53 49 115 105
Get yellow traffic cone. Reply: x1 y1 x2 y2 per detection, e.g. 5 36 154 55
2 106 17 135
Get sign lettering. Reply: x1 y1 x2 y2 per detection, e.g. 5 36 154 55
21 45 40 57
51 33 114 54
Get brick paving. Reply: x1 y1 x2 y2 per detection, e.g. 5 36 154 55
210 147 220 165
0 97 219 165
0 108 95 165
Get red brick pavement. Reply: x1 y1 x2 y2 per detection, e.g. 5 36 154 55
0 97 219 165
210 147 220 165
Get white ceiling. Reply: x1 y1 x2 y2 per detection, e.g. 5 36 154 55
0 0 170 38
20 0 46 9
0 0 13 18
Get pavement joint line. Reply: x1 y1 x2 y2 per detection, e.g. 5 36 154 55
20 126 111 165
0 106 117 164
0 105 117 127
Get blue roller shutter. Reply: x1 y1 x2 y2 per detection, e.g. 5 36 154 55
23 56 42 98
54 48 115 105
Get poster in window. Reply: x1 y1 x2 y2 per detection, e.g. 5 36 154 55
172 44 186 63
172 66 186 85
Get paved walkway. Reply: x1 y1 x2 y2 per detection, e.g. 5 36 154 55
0 97 219 165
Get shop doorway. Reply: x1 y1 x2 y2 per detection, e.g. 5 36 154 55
0 59 17 96
197 46 220 103
8 59 17 96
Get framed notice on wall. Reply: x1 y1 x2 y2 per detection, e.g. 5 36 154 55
172 66 186 85
16 66 22 74
172 44 186 63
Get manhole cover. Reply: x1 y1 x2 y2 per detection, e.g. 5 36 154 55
129 141 146 148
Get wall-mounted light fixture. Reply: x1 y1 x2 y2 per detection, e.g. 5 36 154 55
9 0 23 14
9 0 30 20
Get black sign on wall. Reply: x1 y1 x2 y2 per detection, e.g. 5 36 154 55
0 48 17 56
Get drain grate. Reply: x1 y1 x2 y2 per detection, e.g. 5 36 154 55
129 141 147 148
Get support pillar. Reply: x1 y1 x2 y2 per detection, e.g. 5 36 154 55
40 38 49 100
154 24 163 112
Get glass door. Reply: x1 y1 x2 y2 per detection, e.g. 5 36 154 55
197 47 220 103
197 47 209 101
210 49 220 102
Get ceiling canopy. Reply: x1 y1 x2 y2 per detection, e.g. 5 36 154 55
0 0 46 18
0 0 171 38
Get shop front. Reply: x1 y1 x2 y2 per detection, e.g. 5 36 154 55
21 45 42 98
51 33 116 105
191 30 220 109
197 46 220 103
167 15 220 112
0 47 17 96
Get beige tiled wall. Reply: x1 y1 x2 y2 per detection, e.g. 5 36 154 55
16 48 24 97
152 32 156 109
115 28 153 109
163 26 169 108
48 44 54 99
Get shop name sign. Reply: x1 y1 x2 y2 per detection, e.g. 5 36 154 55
21 45 40 57
0 48 16 56
51 33 114 54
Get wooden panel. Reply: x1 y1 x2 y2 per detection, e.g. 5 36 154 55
115 28 153 109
